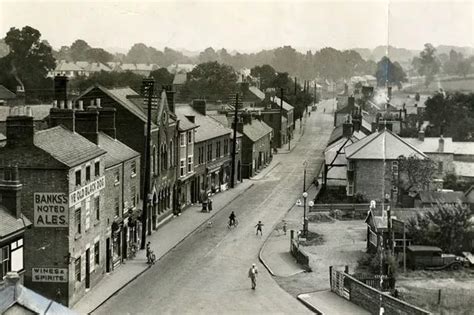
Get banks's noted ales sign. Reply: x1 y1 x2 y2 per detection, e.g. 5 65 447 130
34 193 69 227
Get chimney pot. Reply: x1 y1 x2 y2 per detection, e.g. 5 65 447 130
78 100 84 110
59 101 65 109
26 106 32 117
96 98 101 108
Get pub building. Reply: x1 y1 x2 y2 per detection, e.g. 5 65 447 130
0 106 108 306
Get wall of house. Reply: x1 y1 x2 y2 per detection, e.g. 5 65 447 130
353 159 394 201
426 152 454 179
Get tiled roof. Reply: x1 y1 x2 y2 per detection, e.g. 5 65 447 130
0 85 16 99
208 115 242 139
0 105 52 121
345 128 427 160
328 125 367 145
404 137 454 153
177 115 198 131
417 191 466 204
243 119 272 142
75 61 90 69
452 141 474 156
35 126 106 167
454 161 474 178
175 104 232 142
55 61 83 72
173 73 187 85
83 62 111 72
98 132 140 168
270 95 293 111
0 276 76 314
0 206 31 238
248 86 265 100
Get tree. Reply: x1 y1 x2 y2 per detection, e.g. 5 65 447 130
407 204 472 253
85 47 113 63
198 47 218 63
126 43 153 64
70 39 91 61
397 154 436 196
0 26 55 102
180 61 237 101
375 56 407 88
250 64 277 90
149 68 174 90
412 43 440 87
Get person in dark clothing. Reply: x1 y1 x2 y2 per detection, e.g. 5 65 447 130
229 211 236 227
208 199 213 211
255 221 264 236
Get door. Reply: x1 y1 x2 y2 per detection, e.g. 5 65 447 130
106 238 111 272
85 248 91 289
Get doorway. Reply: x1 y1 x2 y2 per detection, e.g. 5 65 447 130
85 248 91 289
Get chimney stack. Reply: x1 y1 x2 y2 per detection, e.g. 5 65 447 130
438 136 445 152
342 120 353 137
418 130 425 141
75 106 99 144
15 86 25 105
6 109 35 148
98 107 116 139
50 76 75 131
0 166 22 218
192 99 207 116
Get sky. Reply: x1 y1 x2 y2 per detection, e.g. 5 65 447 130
0 0 473 53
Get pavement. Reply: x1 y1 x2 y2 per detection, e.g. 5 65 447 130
298 290 369 315
72 179 255 314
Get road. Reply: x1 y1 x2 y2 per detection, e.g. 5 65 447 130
94 100 335 315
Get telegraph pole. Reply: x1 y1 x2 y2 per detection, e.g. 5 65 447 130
280 88 284 148
230 93 239 188
141 78 154 249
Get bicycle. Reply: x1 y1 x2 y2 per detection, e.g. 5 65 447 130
228 218 239 229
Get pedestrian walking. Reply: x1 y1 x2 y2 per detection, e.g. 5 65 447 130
255 221 264 236
248 263 258 289
208 198 213 211
146 241 151 261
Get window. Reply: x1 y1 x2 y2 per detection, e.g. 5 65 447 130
347 183 354 196
169 140 174 167
207 144 212 162
152 146 157 174
198 147 204 165
9 239 23 273
392 161 399 175
130 186 136 208
180 134 185 147
95 197 100 221
131 161 137 177
85 166 91 181
180 159 185 176
75 257 81 282
224 139 229 155
94 242 100 266
187 156 192 173
114 197 120 217
75 170 81 186
187 131 192 144
114 170 120 184
1 245 10 278
75 208 81 234
94 162 100 177
348 161 355 171
438 161 443 173
216 141 221 157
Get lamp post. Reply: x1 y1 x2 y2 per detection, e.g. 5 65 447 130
302 191 308 236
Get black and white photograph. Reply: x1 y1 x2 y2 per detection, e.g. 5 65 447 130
0 0 473 314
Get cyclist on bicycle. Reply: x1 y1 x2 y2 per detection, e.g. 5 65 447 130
229 211 236 227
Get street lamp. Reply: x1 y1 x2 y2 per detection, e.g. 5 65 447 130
302 191 308 236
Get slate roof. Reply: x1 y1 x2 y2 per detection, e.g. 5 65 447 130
175 104 232 142
345 128 427 160
243 120 272 142
328 125 367 145
0 105 52 122
55 61 83 72
98 132 140 168
82 62 111 72
173 73 187 85
417 191 466 204
208 114 242 139
176 115 198 131
248 86 265 100
404 137 454 153
0 85 16 99
0 276 77 314
452 141 474 156
0 206 31 239
35 126 106 167
454 161 474 178
270 95 293 111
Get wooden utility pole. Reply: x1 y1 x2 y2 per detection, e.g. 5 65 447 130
280 88 284 148
230 93 239 188
141 78 154 249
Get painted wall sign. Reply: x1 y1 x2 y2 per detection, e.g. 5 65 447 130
32 268 68 282
69 176 105 206
34 193 68 227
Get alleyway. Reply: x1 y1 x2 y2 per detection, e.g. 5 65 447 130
93 100 335 314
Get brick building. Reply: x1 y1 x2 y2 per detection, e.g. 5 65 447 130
0 109 108 306
175 109 198 210
76 85 179 231
176 101 233 203
236 114 273 178
344 128 427 201
0 167 32 282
